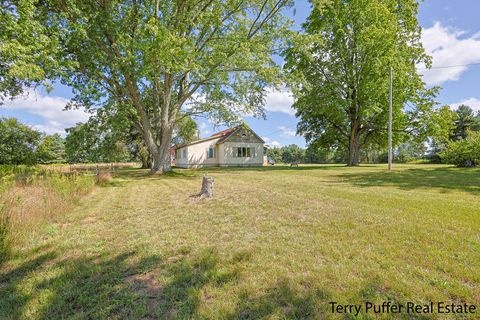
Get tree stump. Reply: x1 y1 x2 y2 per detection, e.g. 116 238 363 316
200 175 214 198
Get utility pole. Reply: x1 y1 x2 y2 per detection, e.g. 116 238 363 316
388 66 393 171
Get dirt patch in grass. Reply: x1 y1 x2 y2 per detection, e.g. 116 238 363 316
82 216 97 223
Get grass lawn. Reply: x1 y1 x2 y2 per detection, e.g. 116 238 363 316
1 164 479 319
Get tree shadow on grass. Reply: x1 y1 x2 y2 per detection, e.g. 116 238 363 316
227 278 330 319
354 277 432 320
0 250 57 319
0 248 160 319
1 246 440 319
227 275 441 319
0 247 239 319
339 167 480 195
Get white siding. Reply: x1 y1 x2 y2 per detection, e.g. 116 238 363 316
174 127 264 168
219 142 264 166
175 138 221 168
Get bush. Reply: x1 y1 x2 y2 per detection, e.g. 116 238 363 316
440 131 480 167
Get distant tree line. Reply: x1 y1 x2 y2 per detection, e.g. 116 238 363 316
268 105 480 166
0 114 198 166
0 117 137 165
267 144 346 164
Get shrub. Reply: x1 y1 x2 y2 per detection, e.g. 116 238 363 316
440 131 480 167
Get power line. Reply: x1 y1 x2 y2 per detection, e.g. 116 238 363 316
261 123 297 140
417 62 480 70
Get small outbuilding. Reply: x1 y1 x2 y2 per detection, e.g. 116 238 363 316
174 125 265 168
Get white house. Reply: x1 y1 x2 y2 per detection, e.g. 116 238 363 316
174 125 265 168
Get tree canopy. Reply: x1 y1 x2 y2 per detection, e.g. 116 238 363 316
450 105 480 141
284 0 453 166
0 117 65 164
0 117 40 164
441 131 480 167
0 0 58 102
36 133 66 164
21 0 293 173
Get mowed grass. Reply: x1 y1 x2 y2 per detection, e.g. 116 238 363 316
1 164 479 319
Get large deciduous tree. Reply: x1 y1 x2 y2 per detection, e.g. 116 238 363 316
285 0 449 166
31 0 292 173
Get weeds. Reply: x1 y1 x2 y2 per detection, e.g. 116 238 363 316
0 165 95 262
96 171 113 185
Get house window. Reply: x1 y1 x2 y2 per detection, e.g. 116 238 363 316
182 149 187 159
236 147 253 157
207 146 215 158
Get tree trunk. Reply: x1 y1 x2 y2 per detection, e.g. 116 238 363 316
150 147 171 173
138 146 152 169
347 131 361 166
150 127 173 174
141 157 151 169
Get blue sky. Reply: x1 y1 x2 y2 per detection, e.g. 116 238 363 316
2 0 480 147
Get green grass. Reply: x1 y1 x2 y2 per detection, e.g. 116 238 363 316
1 164 479 319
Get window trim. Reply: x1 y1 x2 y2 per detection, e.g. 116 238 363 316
235 146 255 158
207 146 215 159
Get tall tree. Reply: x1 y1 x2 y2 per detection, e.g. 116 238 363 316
284 0 447 166
36 133 66 163
30 0 292 173
450 105 476 141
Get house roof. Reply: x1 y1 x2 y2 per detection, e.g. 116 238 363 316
174 125 263 149
209 127 237 139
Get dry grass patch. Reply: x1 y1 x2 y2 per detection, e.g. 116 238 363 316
0 166 95 261
96 171 113 185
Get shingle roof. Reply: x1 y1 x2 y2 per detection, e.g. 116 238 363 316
174 125 241 149
209 127 237 139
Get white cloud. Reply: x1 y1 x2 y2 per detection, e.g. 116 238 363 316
420 22 480 85
450 97 480 112
262 136 282 147
278 125 296 137
2 90 90 135
184 88 296 117
264 88 295 116
199 122 210 136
